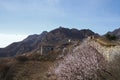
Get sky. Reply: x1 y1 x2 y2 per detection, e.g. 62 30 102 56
0 0 120 47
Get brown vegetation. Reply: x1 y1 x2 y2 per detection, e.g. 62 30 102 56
96 38 117 47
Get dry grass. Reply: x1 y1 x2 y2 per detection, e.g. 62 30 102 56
5 61 54 80
106 54 120 80
96 38 116 47
0 57 18 80
0 49 62 80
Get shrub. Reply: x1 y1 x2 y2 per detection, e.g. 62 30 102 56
0 64 10 79
105 34 117 40
16 56 28 62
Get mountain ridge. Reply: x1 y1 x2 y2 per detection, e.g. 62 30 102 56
0 27 98 57
0 31 48 57
107 27 120 38
0 27 120 80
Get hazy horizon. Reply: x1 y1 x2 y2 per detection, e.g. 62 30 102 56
0 0 120 47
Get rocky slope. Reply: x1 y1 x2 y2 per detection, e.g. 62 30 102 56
86 38 120 80
49 43 106 80
87 38 120 61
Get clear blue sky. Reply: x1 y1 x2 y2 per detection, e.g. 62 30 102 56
0 0 120 47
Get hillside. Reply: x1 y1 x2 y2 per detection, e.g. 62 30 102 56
0 38 120 80
107 28 120 38
0 31 48 57
0 27 98 57
0 27 120 80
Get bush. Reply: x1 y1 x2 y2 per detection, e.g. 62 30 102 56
0 64 10 79
16 56 28 62
105 34 117 40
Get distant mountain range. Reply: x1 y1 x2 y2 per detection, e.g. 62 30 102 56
0 27 120 57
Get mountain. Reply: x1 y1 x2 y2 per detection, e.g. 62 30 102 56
0 27 98 57
41 27 99 45
0 31 48 57
0 28 120 80
107 27 120 38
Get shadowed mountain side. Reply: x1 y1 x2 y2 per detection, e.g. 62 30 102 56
0 31 48 57
39 27 99 46
107 28 120 39
0 27 98 57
